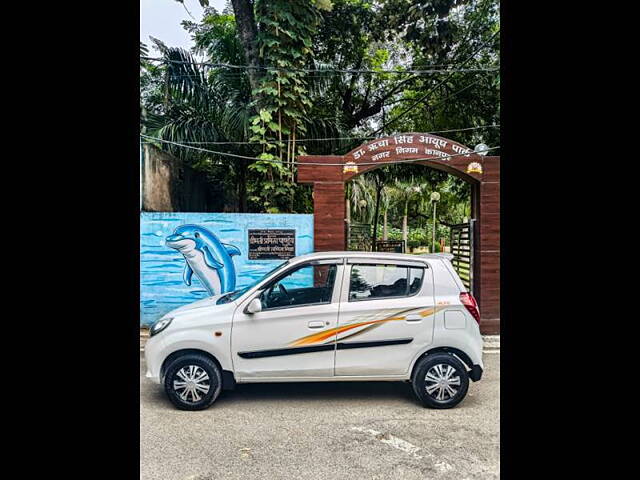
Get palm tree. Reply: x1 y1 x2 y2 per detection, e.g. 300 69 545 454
347 175 375 224
141 28 348 213
388 178 429 245
367 169 390 251
381 186 391 240
141 37 257 210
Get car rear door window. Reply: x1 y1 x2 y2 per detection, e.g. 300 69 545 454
349 264 425 301
409 268 424 294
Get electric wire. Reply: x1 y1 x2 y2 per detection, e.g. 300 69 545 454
140 134 499 167
141 124 499 145
141 56 498 75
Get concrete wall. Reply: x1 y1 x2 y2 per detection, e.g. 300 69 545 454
142 144 181 211
141 144 219 212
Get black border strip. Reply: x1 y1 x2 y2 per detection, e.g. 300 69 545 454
237 338 413 359
337 338 413 350
238 344 334 359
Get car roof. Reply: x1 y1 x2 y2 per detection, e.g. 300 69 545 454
290 251 450 264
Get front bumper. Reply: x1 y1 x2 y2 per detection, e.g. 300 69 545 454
143 334 164 384
145 370 161 384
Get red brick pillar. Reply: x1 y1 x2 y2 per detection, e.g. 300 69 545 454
312 182 346 251
477 156 500 334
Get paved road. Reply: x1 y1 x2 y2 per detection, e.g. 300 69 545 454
141 353 499 480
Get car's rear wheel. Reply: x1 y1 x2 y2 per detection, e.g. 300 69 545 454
163 353 222 410
412 353 469 409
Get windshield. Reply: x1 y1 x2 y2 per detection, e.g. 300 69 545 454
216 260 290 304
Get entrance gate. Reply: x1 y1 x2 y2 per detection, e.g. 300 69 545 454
450 221 474 292
296 132 500 334
347 222 372 251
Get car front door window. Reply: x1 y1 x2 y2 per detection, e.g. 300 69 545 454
261 263 338 310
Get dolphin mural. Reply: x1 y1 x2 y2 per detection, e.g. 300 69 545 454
165 224 241 296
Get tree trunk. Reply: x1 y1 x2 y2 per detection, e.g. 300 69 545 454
345 195 350 249
372 185 382 251
230 0 263 94
290 124 296 212
402 200 408 244
345 196 351 224
238 159 248 212
383 211 388 240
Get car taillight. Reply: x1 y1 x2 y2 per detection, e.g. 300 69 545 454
460 292 481 324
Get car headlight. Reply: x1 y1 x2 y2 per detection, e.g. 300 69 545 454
150 317 173 337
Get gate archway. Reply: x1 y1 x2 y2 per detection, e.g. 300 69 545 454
297 133 500 334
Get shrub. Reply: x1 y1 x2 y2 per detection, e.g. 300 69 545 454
407 239 420 249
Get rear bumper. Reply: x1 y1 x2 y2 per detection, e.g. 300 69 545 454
469 364 483 382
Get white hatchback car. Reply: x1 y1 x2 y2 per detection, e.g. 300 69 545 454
144 251 484 410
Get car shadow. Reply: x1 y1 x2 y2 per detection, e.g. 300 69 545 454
217 381 423 406
222 382 481 408
142 379 427 409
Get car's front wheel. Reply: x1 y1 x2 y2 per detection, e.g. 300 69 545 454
163 353 222 410
412 353 470 409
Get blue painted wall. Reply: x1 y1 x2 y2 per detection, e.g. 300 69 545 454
140 212 314 326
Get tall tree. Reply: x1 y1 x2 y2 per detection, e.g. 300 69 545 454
229 0 262 92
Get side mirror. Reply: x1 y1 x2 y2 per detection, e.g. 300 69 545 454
246 297 263 314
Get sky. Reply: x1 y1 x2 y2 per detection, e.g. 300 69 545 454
140 0 228 53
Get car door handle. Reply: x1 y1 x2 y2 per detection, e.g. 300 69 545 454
405 314 422 322
307 321 325 329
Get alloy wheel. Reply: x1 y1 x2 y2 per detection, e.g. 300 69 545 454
424 363 461 401
172 365 211 403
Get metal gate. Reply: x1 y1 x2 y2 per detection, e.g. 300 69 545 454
347 222 372 251
450 221 474 292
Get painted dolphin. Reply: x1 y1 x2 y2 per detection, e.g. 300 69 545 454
165 224 241 296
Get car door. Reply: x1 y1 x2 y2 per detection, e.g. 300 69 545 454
231 259 344 380
334 259 436 376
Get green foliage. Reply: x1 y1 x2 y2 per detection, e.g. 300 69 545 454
141 0 499 215
379 0 500 149
314 0 334 11
376 225 449 250
238 0 344 211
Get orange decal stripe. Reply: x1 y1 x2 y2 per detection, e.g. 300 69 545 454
290 318 382 346
288 307 440 346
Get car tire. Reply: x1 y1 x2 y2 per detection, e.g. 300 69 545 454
412 353 469 409
163 353 222 410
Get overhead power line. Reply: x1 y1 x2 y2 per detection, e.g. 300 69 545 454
371 29 500 137
145 125 499 145
141 56 498 75
372 77 485 137
140 134 499 167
